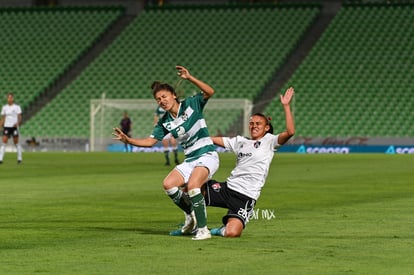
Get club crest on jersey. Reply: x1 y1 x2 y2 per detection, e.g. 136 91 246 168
181 112 188 121
211 182 221 192
254 141 261 148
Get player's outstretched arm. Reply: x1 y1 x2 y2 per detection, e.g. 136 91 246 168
211 136 224 147
176 65 215 100
277 87 295 145
112 127 158 147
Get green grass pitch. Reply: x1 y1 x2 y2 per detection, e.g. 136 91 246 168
0 152 413 274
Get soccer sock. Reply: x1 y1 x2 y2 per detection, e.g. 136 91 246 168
188 188 207 228
182 192 192 212
0 143 5 161
219 226 226 237
164 150 170 164
173 147 178 162
16 144 22 161
211 226 226 237
165 187 192 214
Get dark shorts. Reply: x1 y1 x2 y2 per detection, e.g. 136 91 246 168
3 127 19 138
203 180 256 228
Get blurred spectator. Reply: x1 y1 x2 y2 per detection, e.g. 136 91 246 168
26 137 40 147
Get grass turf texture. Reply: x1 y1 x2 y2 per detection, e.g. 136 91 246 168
0 152 413 274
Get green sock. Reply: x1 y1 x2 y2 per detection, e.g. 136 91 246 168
164 150 170 164
189 192 207 228
173 149 178 162
167 189 192 214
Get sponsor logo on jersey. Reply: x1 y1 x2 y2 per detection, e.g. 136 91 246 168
238 152 252 159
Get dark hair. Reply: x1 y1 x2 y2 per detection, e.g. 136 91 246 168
252 113 274 134
151 81 179 103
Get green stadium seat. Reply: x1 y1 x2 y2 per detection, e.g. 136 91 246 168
265 4 414 137
22 5 320 138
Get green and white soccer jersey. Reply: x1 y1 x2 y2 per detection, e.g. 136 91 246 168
155 106 166 119
223 133 281 200
150 93 215 162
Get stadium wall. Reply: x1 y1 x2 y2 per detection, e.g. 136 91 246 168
104 137 414 154
13 135 414 154
280 137 414 154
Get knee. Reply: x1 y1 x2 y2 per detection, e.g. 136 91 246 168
163 179 173 190
163 177 183 190
224 218 244 238
162 171 185 190
224 227 242 238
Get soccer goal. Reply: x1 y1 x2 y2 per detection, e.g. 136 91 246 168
90 95 253 152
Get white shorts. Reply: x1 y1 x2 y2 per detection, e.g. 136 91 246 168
175 151 219 184
163 133 173 140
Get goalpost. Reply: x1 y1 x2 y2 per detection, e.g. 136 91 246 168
90 95 253 152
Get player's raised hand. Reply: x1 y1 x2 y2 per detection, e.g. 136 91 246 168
112 127 128 143
176 65 191 79
280 87 294 105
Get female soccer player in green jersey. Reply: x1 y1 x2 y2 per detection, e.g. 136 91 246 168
113 66 219 240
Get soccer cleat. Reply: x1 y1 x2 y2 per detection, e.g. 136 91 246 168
210 226 225 237
17 160 22 164
169 227 197 236
192 226 211 240
181 211 196 234
169 211 197 236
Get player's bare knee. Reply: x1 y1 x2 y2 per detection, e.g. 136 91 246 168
162 179 174 190
225 228 242 238
163 171 184 190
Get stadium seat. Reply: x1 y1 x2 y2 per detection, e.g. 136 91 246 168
22 4 320 138
11 7 123 137
265 4 414 137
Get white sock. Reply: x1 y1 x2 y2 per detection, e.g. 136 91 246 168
16 144 22 161
165 187 179 196
188 188 201 198
219 226 226 236
0 143 5 161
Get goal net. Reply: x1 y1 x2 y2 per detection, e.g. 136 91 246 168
90 96 253 152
